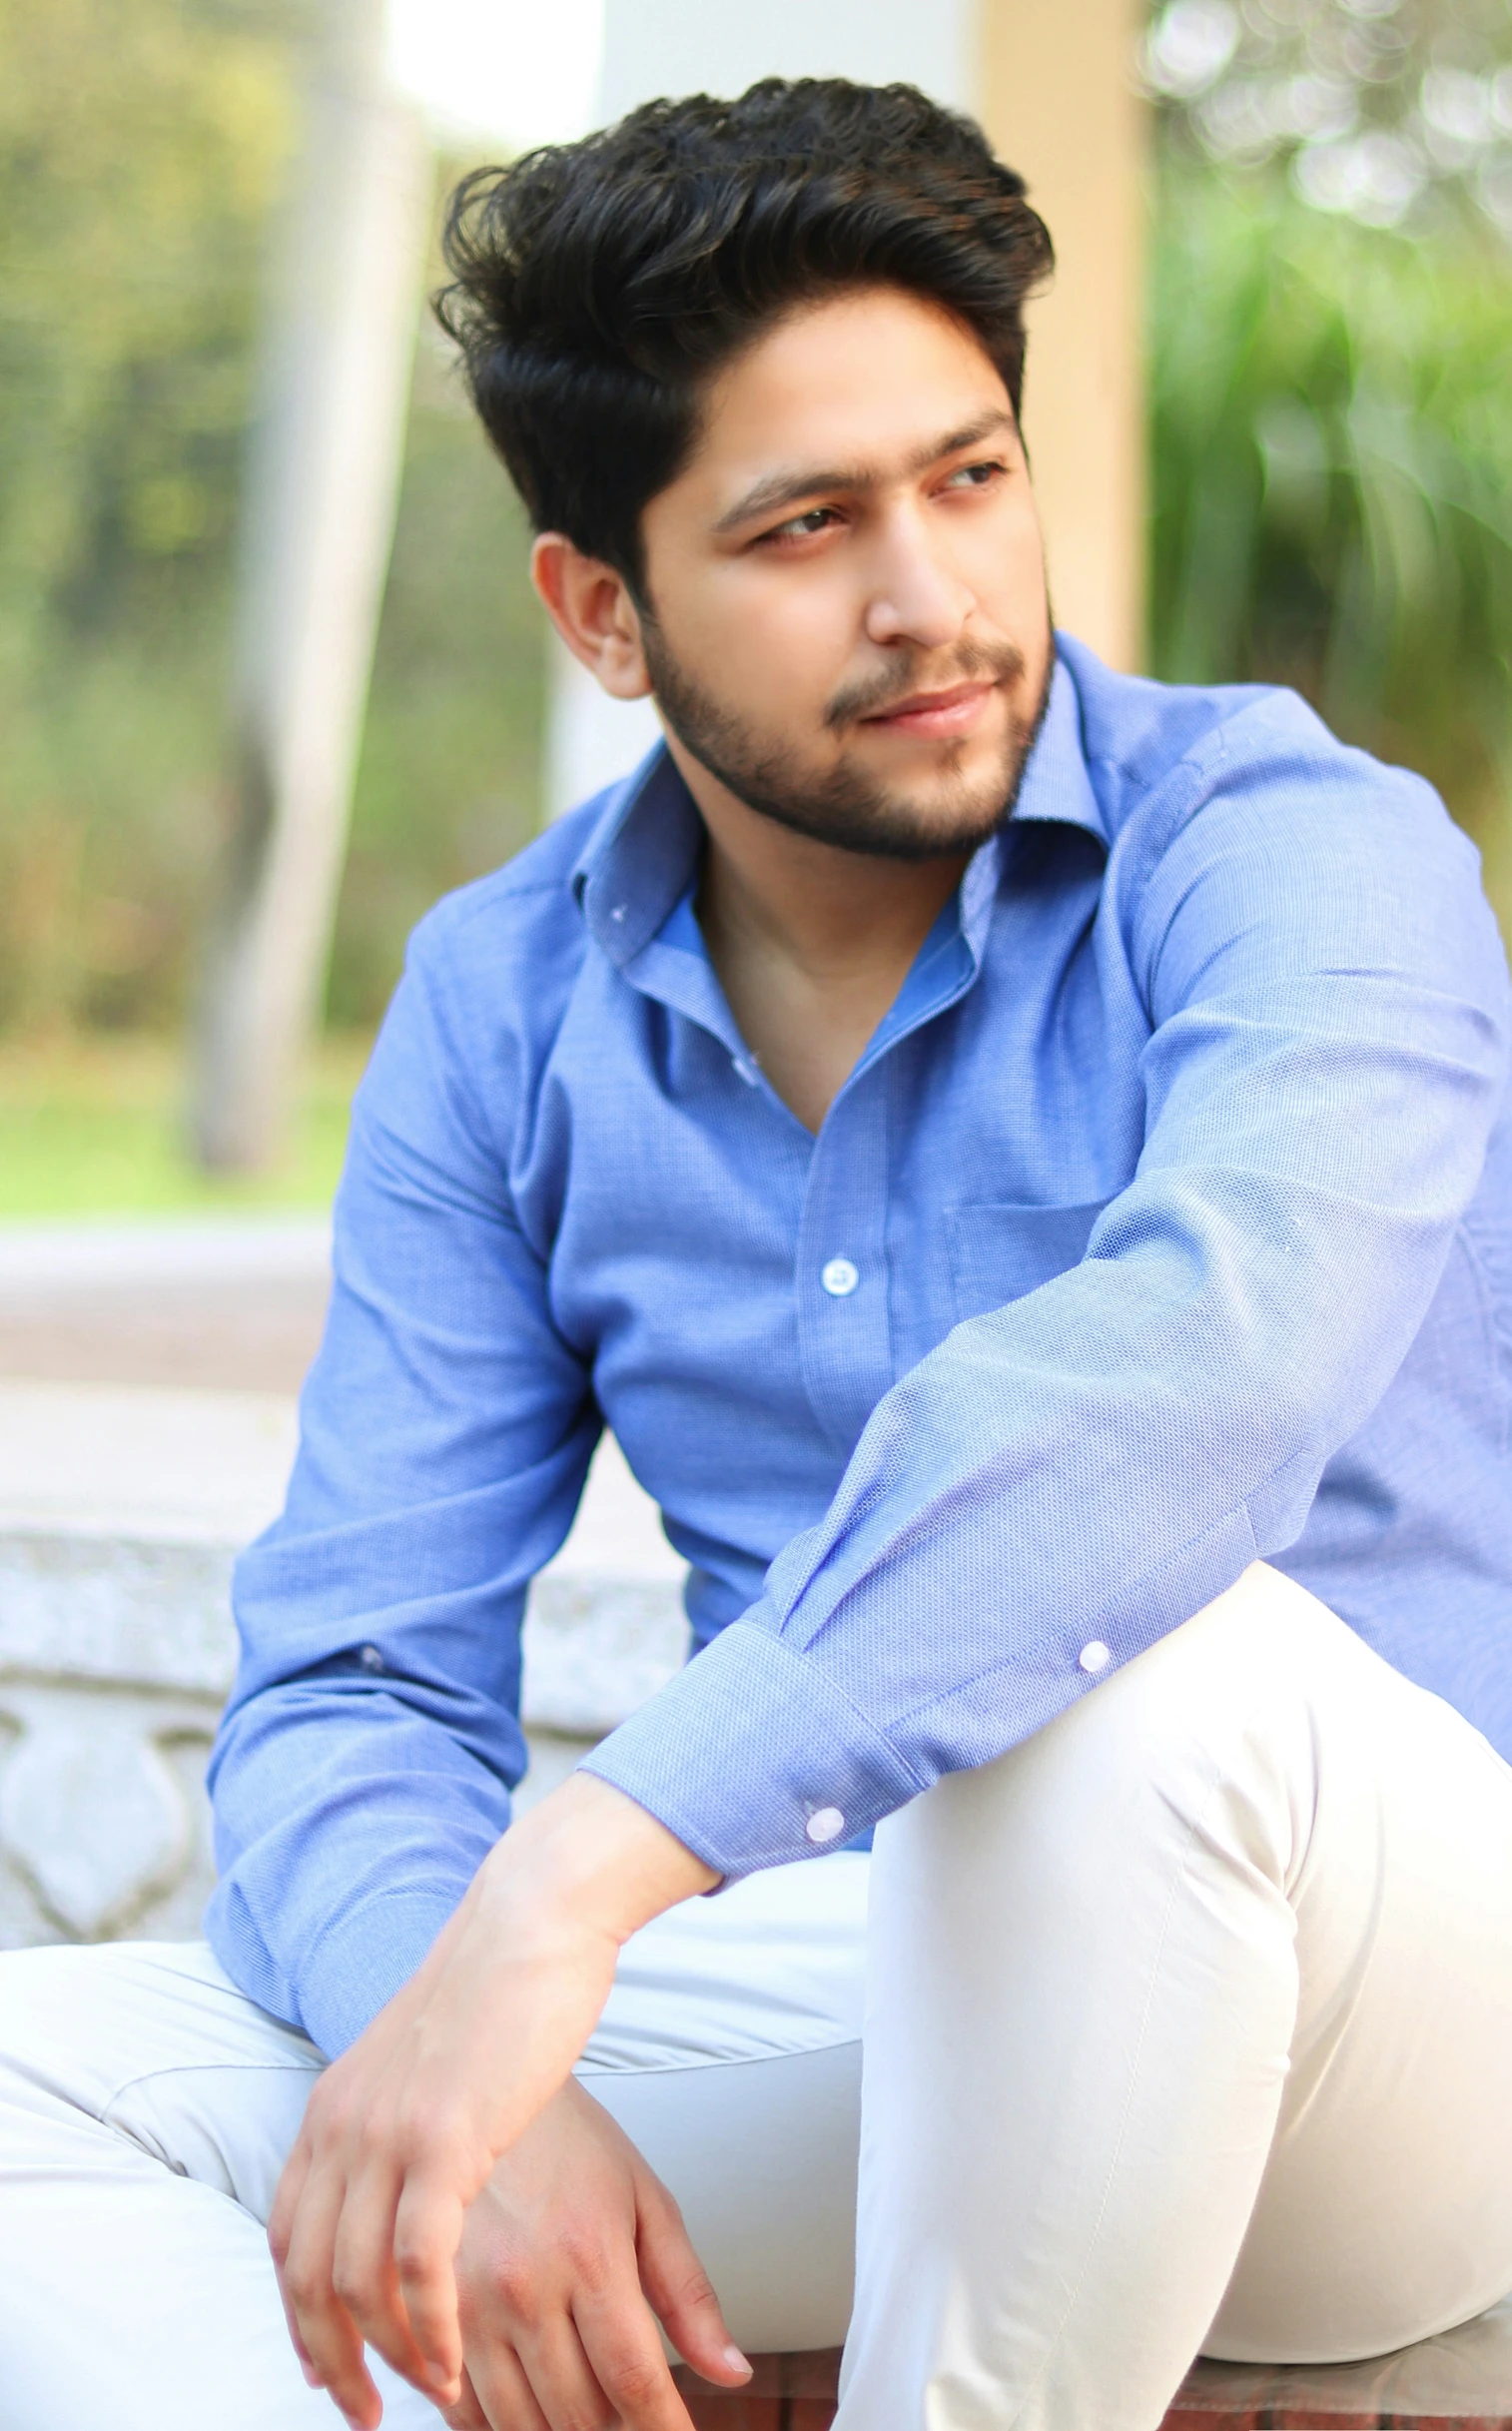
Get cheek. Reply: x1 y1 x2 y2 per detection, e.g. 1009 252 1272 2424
963 498 1049 622
693 565 858 714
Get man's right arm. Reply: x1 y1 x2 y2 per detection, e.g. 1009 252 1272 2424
206 900 599 2061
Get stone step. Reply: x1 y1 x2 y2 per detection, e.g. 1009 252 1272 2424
0 1375 687 1945
671 2306 1512 2427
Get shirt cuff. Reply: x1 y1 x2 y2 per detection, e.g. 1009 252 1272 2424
577 1613 921 1879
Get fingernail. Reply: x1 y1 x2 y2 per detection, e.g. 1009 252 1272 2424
425 2364 454 2392
723 2344 752 2377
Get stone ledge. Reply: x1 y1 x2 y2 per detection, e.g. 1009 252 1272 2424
0 1380 688 1948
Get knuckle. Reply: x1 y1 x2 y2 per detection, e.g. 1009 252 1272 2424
603 2355 664 2415
491 2254 543 2324
561 2399 615 2431
671 2260 717 2312
281 2263 326 2312
328 2260 370 2313
559 2229 614 2296
391 2227 436 2282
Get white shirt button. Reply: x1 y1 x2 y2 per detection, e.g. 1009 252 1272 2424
821 1257 859 1297
360 1644 385 1673
805 1806 846 1844
1079 1640 1113 1675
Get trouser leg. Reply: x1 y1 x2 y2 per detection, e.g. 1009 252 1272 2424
0 1858 866 2426
838 1562 1512 2431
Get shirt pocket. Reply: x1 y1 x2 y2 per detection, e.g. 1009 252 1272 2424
947 1200 1111 1325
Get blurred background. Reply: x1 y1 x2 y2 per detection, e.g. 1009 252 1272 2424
1 0 1509 1216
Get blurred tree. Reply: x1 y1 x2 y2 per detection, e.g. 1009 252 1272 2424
0 0 300 1033
1141 0 1512 238
1144 0 1512 916
0 0 543 1044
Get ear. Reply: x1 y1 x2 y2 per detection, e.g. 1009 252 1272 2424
531 533 652 701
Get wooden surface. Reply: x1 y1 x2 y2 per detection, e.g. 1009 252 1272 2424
672 2303 1512 2428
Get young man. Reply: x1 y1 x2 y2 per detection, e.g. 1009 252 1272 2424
2 77 1511 2431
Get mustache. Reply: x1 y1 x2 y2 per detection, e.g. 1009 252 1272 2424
823 640 1028 732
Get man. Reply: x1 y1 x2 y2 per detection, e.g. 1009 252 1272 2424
2 76 1510 2431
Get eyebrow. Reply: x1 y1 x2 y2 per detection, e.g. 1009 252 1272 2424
711 408 1019 536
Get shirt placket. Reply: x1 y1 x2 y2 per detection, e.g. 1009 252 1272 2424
795 1063 894 1456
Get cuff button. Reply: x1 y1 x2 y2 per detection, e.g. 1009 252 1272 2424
1078 1640 1113 1675
805 1806 846 1844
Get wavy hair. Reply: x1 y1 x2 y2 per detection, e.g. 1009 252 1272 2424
434 78 1053 591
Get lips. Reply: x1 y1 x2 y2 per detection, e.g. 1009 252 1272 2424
859 680 999 738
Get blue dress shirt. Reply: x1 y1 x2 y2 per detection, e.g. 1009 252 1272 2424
207 638 1512 2058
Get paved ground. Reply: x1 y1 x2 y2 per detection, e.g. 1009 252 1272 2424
0 1216 677 1570
0 1219 331 1393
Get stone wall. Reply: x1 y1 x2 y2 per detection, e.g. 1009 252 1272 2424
0 1376 686 1949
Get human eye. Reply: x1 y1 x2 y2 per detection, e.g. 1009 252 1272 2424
941 457 1007 494
760 503 843 546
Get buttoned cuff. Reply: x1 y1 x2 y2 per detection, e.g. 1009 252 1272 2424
577 1613 921 1880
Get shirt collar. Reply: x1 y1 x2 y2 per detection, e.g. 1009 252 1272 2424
1010 647 1108 848
572 747 703 969
570 641 1105 972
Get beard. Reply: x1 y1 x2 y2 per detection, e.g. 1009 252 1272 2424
641 619 1053 864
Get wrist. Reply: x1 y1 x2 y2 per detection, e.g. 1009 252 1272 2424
483 1772 718 1947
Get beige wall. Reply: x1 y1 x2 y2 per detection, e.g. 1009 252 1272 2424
976 0 1147 671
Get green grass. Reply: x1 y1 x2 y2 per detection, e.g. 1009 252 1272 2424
0 1032 372 1219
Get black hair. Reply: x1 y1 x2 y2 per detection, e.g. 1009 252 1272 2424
434 78 1054 594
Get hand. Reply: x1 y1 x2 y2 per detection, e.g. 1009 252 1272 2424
439 2078 750 2431
269 1774 719 2428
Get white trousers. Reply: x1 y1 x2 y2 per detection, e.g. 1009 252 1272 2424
4 1565 1512 2431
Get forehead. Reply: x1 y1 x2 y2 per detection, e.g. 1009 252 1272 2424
677 285 1013 510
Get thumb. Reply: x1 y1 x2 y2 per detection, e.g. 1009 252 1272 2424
634 2170 752 2387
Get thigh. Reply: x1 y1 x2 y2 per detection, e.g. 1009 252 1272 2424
1207 1631 1512 2363
579 1852 868 2353
0 1938 434 2430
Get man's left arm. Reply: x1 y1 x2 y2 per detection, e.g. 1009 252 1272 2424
585 713 1512 1872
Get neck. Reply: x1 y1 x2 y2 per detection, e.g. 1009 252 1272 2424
666 731 971 1133
672 735 969 983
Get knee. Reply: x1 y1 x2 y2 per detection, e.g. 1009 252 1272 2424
919 1565 1349 1898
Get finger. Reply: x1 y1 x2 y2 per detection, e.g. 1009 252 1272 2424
512 2305 619 2431
392 2167 469 2403
459 2340 553 2431
331 2153 441 2400
570 2261 698 2431
267 2126 313 2278
278 2165 381 2430
634 2175 750 2388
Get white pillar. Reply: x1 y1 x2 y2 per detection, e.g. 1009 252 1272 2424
543 0 975 820
192 0 429 1167
977 0 1147 672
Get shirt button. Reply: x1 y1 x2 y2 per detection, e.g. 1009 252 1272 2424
805 1806 846 1844
1079 1640 1112 1675
360 1644 385 1673
820 1257 859 1297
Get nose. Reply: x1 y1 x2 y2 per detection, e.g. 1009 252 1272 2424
862 505 975 651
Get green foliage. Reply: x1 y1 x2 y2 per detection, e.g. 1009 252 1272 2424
0 0 542 1038
0 1032 363 1216
328 334 544 1029
0 0 297 1033
1149 155 1512 897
